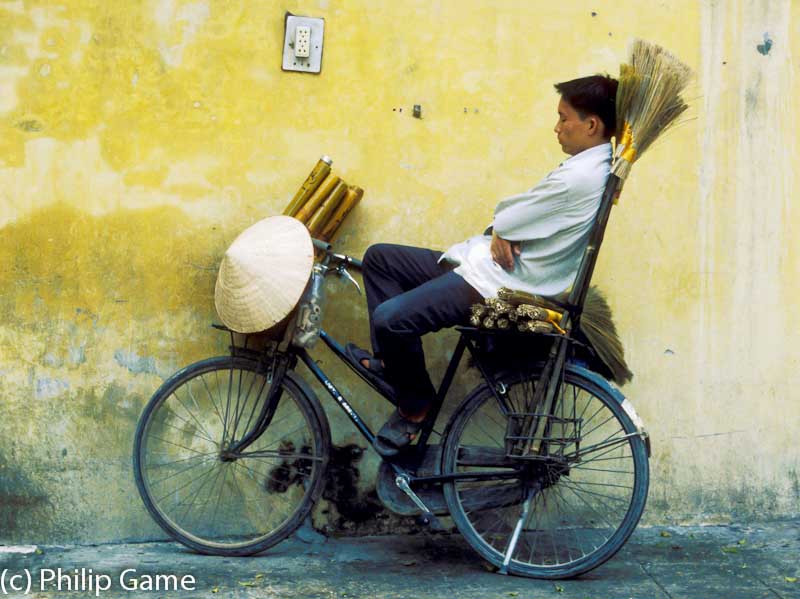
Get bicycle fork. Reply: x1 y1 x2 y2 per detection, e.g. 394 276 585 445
225 355 287 456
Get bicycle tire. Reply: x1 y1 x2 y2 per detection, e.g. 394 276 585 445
441 365 649 579
133 355 330 556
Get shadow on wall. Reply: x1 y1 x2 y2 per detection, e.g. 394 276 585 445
0 204 234 543
0 450 50 539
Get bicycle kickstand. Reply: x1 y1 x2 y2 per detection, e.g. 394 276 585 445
499 484 539 575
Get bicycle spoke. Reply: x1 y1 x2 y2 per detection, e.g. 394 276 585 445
148 434 212 457
149 454 215 487
260 422 309 451
183 383 218 443
230 462 270 524
231 371 263 439
558 479 619 533
210 464 231 533
563 435 634 463
171 388 217 445
158 415 217 446
559 478 629 505
551 483 588 559
569 465 634 475
234 458 314 489
179 463 222 522
236 450 324 461
201 373 227 429
147 450 217 470
565 480 633 491
579 414 617 441
155 460 219 504
192 466 227 523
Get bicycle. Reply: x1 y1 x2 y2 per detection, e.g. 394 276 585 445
132 176 651 579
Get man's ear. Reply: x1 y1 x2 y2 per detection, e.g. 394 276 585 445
586 115 601 137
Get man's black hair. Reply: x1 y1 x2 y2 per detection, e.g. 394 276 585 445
554 75 618 138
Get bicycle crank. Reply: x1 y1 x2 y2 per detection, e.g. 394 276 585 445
395 474 445 531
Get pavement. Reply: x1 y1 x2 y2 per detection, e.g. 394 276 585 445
0 520 798 599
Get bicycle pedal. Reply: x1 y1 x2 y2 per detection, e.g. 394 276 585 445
415 511 445 531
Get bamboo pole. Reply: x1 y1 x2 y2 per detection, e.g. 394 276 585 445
307 180 348 237
283 156 333 217
319 185 364 241
294 173 341 224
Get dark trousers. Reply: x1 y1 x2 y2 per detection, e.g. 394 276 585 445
362 243 483 414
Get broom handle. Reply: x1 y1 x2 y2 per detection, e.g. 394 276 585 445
568 173 622 327
523 173 622 455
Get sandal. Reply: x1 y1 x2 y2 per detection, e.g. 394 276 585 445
374 409 423 457
345 343 386 379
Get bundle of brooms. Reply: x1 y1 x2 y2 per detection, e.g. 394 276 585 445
474 39 692 385
283 156 364 241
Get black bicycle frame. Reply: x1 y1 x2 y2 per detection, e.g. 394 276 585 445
294 328 523 484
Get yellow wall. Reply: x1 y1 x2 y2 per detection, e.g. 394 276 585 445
0 0 797 543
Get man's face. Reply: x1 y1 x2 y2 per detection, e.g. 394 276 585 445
554 97 597 156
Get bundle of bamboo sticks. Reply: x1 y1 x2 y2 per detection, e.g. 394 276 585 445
470 297 565 335
283 156 364 241
472 287 633 384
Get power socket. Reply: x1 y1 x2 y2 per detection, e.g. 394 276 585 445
294 26 310 58
282 15 324 74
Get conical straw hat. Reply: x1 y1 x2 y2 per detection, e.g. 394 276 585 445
215 216 314 333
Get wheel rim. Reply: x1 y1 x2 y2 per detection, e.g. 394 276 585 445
446 373 646 573
137 362 324 550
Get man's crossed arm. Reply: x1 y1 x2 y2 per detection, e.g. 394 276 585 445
490 231 521 272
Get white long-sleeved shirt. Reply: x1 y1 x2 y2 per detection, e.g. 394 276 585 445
439 142 612 298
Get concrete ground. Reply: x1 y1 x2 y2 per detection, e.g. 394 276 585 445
1 520 798 599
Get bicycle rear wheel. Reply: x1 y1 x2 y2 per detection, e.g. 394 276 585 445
442 366 649 578
133 356 330 556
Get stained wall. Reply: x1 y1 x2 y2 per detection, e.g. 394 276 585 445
0 0 797 543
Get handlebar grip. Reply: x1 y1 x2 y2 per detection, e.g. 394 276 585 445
312 238 332 252
310 237 363 271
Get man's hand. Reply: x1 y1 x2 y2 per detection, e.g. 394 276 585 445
490 232 521 271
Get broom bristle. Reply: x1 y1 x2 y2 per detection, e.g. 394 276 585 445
580 287 633 385
504 288 633 385
613 39 692 180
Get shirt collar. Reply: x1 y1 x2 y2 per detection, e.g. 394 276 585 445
559 142 612 167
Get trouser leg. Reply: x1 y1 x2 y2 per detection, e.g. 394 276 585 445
372 271 482 415
361 243 449 357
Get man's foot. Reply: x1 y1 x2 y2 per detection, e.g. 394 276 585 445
345 343 386 378
360 357 385 370
374 408 429 457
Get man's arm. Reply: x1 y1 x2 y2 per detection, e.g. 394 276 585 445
488 174 569 271
492 175 570 242
490 231 521 271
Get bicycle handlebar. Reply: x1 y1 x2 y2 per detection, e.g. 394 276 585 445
311 237 363 271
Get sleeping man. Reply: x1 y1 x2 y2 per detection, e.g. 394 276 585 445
346 75 618 457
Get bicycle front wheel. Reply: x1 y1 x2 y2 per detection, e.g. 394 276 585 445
442 366 649 579
133 356 330 556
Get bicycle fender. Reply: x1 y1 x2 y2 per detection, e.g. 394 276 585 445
567 363 651 457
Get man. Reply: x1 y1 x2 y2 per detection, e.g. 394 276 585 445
347 75 618 457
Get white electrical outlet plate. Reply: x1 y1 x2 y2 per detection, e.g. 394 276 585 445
295 26 310 57
282 15 324 73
